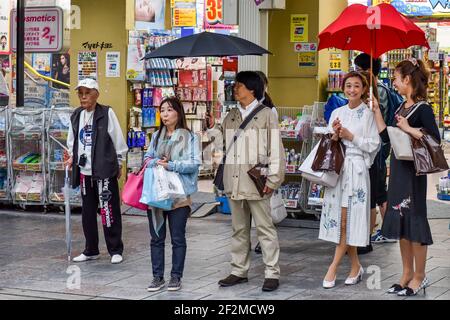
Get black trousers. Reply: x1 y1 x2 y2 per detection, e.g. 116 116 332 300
80 174 124 256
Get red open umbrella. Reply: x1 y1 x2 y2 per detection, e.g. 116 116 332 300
318 3 429 58
318 3 429 108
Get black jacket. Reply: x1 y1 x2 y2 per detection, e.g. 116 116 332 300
70 103 120 188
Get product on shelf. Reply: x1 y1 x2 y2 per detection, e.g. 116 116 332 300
327 71 345 91
308 183 325 206
13 153 42 171
280 183 301 209
285 148 302 173
280 116 299 138
437 171 450 201
13 173 44 202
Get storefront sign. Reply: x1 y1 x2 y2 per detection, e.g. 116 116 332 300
172 1 197 27
329 52 342 70
106 51 120 78
11 6 63 52
77 51 97 82
298 52 316 67
290 14 308 43
0 0 11 54
370 0 450 17
294 42 317 53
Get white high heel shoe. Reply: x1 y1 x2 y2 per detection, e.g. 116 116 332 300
345 266 364 285
323 276 336 289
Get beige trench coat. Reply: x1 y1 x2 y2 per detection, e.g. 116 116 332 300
214 105 285 201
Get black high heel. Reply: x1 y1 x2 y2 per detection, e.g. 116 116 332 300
387 283 404 294
397 277 430 296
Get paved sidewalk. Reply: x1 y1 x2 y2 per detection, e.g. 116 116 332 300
0 206 449 300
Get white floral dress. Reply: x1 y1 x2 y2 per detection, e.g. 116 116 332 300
318 103 380 247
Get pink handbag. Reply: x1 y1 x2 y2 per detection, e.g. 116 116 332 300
121 158 152 211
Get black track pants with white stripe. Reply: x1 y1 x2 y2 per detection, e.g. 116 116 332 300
80 174 124 256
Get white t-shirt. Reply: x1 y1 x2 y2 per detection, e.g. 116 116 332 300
67 107 128 176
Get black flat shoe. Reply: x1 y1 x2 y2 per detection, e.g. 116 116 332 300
387 283 404 294
254 242 262 254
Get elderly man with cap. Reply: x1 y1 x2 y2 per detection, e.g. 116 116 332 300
67 78 128 264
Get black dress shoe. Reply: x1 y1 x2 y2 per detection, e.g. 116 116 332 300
357 244 373 255
262 278 279 292
218 274 248 287
255 242 262 254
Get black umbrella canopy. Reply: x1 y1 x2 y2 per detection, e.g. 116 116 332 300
144 31 271 59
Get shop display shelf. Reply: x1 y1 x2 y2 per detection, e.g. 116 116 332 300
12 162 43 172
10 132 43 140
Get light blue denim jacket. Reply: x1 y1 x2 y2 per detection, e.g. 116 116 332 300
144 129 201 196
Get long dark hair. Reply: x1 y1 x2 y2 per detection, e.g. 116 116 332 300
395 59 430 103
154 96 190 148
255 70 276 109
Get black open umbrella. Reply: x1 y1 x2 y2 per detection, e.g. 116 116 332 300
144 31 271 59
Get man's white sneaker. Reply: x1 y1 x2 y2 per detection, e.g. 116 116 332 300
72 253 99 262
111 254 123 264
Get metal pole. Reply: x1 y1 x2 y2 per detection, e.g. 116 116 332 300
16 0 25 107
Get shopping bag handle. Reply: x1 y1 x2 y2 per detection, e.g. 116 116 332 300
138 157 153 175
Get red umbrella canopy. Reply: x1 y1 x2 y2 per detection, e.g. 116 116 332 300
318 3 429 58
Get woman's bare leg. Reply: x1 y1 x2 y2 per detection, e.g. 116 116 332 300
324 208 349 281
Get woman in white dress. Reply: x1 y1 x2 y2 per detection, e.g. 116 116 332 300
320 71 380 289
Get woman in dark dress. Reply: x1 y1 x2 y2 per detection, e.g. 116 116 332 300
371 58 440 297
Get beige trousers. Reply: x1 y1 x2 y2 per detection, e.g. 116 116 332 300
228 198 280 279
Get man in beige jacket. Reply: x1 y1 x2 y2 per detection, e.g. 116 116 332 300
208 71 285 291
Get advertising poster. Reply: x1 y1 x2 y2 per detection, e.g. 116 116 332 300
106 52 121 78
135 0 166 31
0 0 10 54
32 53 52 77
173 1 197 27
24 78 48 108
77 51 97 82
290 14 308 43
52 53 70 89
126 44 146 81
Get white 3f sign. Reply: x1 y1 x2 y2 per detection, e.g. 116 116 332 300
11 6 63 52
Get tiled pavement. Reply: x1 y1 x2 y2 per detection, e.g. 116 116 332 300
0 205 449 300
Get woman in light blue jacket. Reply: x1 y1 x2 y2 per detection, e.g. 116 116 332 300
143 97 201 292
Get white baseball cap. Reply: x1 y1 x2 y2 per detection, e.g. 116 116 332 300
75 78 99 91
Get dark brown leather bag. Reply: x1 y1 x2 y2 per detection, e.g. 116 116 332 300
247 164 269 197
411 128 449 176
311 133 346 174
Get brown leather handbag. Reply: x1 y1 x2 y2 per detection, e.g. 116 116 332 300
311 133 346 174
247 164 269 197
411 128 449 176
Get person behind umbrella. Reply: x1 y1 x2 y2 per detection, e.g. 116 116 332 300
320 71 380 289
143 97 201 292
371 58 439 296
209 71 286 292
253 70 279 255
355 54 398 254
67 78 128 265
